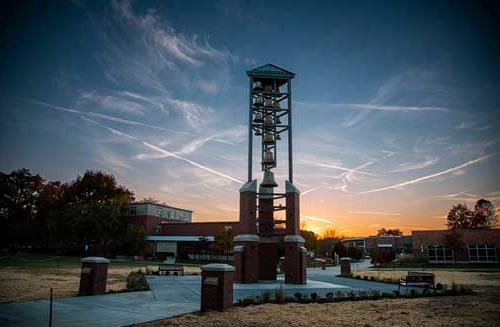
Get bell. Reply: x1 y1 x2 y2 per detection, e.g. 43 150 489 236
253 81 263 91
263 150 274 165
275 116 282 125
261 171 278 188
264 98 274 108
254 96 263 107
263 133 275 145
276 133 282 141
263 115 274 126
253 112 263 123
254 127 262 136
264 84 273 93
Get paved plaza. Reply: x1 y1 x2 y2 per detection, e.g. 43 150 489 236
0 261 420 327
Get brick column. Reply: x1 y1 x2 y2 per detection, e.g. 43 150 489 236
340 257 351 276
234 234 260 283
258 186 274 236
79 257 110 295
201 264 235 312
258 237 278 280
284 235 306 284
239 180 257 234
285 181 300 235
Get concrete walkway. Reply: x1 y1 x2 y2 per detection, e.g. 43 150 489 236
0 260 420 327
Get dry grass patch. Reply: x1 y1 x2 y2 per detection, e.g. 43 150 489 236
352 269 500 288
0 262 201 303
138 288 500 327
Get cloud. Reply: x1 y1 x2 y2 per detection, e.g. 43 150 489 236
389 156 439 173
349 210 402 216
302 187 319 196
351 154 495 196
306 160 376 177
302 215 335 225
83 117 244 184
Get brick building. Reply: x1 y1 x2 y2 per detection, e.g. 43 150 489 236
412 229 500 263
342 235 412 255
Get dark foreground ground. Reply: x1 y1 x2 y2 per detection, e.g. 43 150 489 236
136 286 500 327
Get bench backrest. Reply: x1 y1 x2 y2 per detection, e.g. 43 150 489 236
159 264 183 270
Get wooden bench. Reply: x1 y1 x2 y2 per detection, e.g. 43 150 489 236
399 271 435 288
158 263 184 276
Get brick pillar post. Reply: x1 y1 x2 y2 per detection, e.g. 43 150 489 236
79 257 110 295
258 237 278 280
285 181 300 235
234 234 260 283
340 257 352 276
239 180 257 234
284 235 307 284
201 264 235 312
258 186 274 236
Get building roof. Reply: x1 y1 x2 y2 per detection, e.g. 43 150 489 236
247 63 295 79
146 236 215 242
131 201 193 213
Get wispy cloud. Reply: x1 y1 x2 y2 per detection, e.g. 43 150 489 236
83 117 244 184
389 156 439 173
351 154 495 196
302 187 319 196
302 215 335 225
298 102 449 112
349 210 402 216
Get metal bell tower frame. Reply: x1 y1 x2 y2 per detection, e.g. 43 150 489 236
234 64 306 285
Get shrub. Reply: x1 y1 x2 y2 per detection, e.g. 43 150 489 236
310 293 318 301
335 290 345 299
347 291 356 299
262 291 271 303
363 276 368 280
275 287 285 304
126 270 149 291
409 289 417 298
356 275 361 279
326 292 334 300
436 283 444 290
371 248 396 265
294 293 302 301
370 276 376 281
372 290 381 299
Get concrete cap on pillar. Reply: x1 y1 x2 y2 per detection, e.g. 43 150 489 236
233 245 245 252
340 257 352 261
234 234 260 242
284 235 305 243
202 263 236 272
80 257 110 264
285 180 300 194
240 179 257 193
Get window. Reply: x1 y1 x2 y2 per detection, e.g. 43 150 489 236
427 245 453 262
468 244 497 262
128 207 136 216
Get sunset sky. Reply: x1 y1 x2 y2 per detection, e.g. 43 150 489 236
1 1 499 236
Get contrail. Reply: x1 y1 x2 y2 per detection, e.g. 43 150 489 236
18 98 193 136
349 210 402 216
351 154 494 197
302 215 335 225
314 162 376 176
83 118 244 184
301 187 318 196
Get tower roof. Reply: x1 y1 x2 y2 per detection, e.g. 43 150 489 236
247 63 295 79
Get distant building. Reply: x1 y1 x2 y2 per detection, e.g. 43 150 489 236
125 201 193 235
412 229 500 263
342 235 412 255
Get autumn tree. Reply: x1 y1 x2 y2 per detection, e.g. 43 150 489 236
300 229 319 254
442 230 464 263
376 228 403 236
446 201 497 229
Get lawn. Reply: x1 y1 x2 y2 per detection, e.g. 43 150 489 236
352 267 500 288
137 266 500 327
0 255 200 303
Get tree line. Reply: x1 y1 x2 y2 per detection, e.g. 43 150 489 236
0 168 145 255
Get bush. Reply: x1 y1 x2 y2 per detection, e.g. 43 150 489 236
126 270 149 291
371 248 396 265
262 291 271 303
397 253 427 263
275 287 285 304
363 276 368 280
326 292 334 300
294 293 302 301
335 290 345 299
370 276 376 281
436 282 444 290
310 292 318 301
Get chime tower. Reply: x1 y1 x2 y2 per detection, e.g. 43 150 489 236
234 64 306 284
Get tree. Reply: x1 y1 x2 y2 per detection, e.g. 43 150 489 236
0 169 44 248
377 228 403 236
213 228 235 259
371 248 395 266
300 229 319 254
473 199 497 228
442 230 465 263
319 228 344 257
446 202 496 229
332 240 347 258
347 246 363 260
